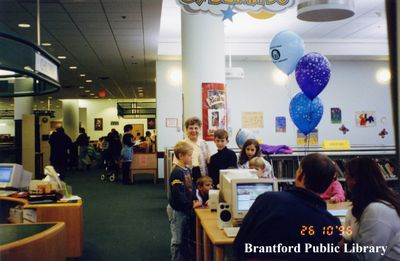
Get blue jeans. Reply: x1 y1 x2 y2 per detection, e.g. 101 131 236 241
166 204 190 261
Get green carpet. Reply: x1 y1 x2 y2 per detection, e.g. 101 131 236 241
65 168 170 261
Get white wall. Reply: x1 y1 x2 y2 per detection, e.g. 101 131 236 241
156 59 394 152
0 119 15 135
76 99 151 141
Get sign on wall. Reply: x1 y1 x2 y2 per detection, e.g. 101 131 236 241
202 82 227 141
176 0 295 16
242 112 264 128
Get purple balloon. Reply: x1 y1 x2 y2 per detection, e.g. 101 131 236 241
295 52 331 100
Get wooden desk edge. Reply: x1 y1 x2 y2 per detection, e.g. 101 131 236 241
0 222 65 251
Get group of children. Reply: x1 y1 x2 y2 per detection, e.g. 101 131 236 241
167 128 346 260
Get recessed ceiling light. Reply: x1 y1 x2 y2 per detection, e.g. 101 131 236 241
69 66 77 70
84 90 90 93
18 23 31 28
57 56 67 60
94 96 99 98
85 79 92 83
90 93 95 96
79 86 85 89
40 101 44 103
47 96 52 99
42 43 51 46
80 74 86 77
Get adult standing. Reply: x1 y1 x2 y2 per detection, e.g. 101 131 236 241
75 127 90 170
49 127 72 180
344 158 400 261
234 153 341 260
174 117 210 184
121 124 134 185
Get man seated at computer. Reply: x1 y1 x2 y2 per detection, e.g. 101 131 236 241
234 153 342 261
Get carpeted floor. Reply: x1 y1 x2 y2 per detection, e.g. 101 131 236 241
65 168 170 261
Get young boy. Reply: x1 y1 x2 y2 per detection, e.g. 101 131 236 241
195 176 213 207
208 129 237 187
167 141 201 261
249 157 274 178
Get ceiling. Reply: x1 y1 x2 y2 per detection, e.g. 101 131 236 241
0 0 162 107
0 0 389 110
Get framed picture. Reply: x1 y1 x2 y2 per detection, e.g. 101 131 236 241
94 118 103 131
147 118 156 129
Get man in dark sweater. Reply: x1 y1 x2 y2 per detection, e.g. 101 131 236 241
208 129 237 187
234 153 343 261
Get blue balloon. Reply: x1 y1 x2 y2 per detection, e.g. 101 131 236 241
270 31 304 75
289 92 324 135
295 52 331 100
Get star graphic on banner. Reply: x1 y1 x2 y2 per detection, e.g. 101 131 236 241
221 6 237 22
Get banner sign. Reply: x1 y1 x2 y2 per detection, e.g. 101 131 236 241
176 0 295 16
202 82 227 141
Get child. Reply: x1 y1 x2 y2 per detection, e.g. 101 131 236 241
195 176 213 207
166 141 201 261
249 157 273 178
208 129 237 187
320 164 345 203
238 139 273 177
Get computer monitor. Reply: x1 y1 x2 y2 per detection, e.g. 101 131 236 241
220 168 277 220
0 163 26 189
231 179 277 220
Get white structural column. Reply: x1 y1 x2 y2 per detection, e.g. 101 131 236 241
14 96 33 165
62 100 79 141
181 11 225 119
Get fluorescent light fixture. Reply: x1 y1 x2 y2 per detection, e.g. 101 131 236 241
80 74 86 77
42 43 52 46
272 68 289 86
18 23 31 28
0 69 16 76
69 66 77 70
79 86 85 89
376 68 391 85
85 79 93 83
84 90 90 93
90 93 95 96
57 56 67 59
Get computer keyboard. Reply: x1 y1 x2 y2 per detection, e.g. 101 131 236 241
223 227 240 238
0 190 18 197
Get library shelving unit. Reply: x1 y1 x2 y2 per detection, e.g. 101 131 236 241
164 145 398 192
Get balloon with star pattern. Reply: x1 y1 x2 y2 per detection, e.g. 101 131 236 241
295 52 331 100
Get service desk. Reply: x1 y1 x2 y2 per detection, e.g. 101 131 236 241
195 201 351 261
0 196 83 258
0 222 66 261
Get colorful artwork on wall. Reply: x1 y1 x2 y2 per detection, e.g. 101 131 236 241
275 116 286 133
202 83 227 141
297 129 318 145
355 111 376 127
330 107 342 124
147 118 156 130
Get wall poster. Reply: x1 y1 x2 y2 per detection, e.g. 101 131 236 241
355 111 376 127
297 129 319 145
242 112 264 128
330 108 342 124
94 118 103 131
202 82 227 141
275 116 286 133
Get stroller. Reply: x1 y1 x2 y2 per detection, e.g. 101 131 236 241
100 133 121 182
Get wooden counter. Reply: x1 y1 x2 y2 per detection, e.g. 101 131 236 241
0 222 66 261
0 196 83 258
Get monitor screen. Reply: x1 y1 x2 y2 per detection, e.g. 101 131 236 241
0 166 13 182
236 183 273 211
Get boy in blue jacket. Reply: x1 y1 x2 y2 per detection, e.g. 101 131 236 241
167 141 201 261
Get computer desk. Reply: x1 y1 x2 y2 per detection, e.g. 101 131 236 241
195 201 351 261
0 196 83 258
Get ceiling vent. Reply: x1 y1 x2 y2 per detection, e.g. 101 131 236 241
297 0 355 22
